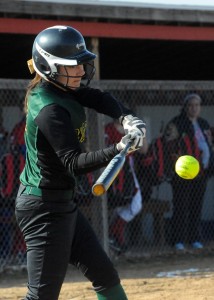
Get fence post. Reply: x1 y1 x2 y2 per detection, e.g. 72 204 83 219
97 113 109 256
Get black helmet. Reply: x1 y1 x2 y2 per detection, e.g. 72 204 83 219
32 25 96 86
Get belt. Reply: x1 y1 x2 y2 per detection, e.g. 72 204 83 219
22 185 74 199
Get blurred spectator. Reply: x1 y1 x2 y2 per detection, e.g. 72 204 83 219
166 93 213 251
105 119 147 253
10 116 26 157
134 124 177 203
0 124 8 158
0 133 26 263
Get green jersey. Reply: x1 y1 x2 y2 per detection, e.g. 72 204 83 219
20 82 129 190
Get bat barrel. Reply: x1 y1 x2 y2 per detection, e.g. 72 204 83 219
92 153 126 196
92 183 106 196
92 140 133 197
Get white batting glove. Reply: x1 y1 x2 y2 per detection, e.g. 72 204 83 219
120 115 146 138
116 131 144 153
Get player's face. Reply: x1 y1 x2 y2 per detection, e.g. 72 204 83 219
186 98 201 120
57 65 85 89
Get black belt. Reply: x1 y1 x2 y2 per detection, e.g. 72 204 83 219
22 185 74 199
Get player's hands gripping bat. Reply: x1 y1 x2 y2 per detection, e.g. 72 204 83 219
92 132 142 197
117 130 144 153
120 114 146 139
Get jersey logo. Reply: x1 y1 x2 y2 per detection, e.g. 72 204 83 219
76 121 87 143
76 42 85 50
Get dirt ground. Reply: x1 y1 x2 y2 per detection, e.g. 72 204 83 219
0 252 214 300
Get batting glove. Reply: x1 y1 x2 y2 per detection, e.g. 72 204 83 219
120 115 146 138
116 131 144 153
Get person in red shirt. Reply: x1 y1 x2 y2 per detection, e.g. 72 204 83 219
10 117 26 156
105 119 148 253
0 133 25 263
0 124 8 158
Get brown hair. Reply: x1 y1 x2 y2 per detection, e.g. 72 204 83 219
24 73 42 113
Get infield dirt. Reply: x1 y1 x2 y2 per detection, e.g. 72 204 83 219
0 253 214 300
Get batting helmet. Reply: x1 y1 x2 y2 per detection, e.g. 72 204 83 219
32 25 96 86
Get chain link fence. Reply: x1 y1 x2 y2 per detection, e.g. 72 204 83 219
0 79 214 272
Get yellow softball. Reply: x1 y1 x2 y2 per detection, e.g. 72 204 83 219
175 155 200 179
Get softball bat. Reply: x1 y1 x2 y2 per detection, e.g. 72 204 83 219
92 141 132 196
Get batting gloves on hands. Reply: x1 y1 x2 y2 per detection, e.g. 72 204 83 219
120 114 146 138
116 131 143 153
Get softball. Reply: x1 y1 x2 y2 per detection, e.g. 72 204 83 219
175 155 200 179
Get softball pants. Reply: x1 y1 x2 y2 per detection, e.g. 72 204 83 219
15 185 120 300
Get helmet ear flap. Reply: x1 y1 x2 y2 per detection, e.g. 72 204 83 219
40 63 51 75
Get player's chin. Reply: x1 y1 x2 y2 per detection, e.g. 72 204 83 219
68 81 81 90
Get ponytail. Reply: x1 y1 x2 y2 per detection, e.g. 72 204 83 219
24 73 42 113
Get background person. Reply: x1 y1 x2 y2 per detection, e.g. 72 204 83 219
105 120 146 254
0 124 8 158
166 93 213 251
0 134 25 264
15 25 146 300
134 122 177 204
10 116 26 157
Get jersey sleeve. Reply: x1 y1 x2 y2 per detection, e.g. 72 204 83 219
75 87 133 118
35 104 119 176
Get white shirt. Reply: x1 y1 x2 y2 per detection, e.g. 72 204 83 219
193 121 210 169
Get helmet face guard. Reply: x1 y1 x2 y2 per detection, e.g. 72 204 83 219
50 61 96 89
82 61 96 85
32 25 96 88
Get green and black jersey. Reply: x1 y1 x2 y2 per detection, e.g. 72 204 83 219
20 81 131 191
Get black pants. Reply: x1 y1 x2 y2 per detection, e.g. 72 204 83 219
171 175 207 244
15 186 120 300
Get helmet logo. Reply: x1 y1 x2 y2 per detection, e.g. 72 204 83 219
76 42 85 50
38 46 50 58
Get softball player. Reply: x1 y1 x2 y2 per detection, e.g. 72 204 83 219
15 25 146 300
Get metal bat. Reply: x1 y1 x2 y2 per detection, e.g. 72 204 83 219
92 141 132 196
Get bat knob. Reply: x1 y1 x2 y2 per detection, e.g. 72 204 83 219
92 183 106 196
